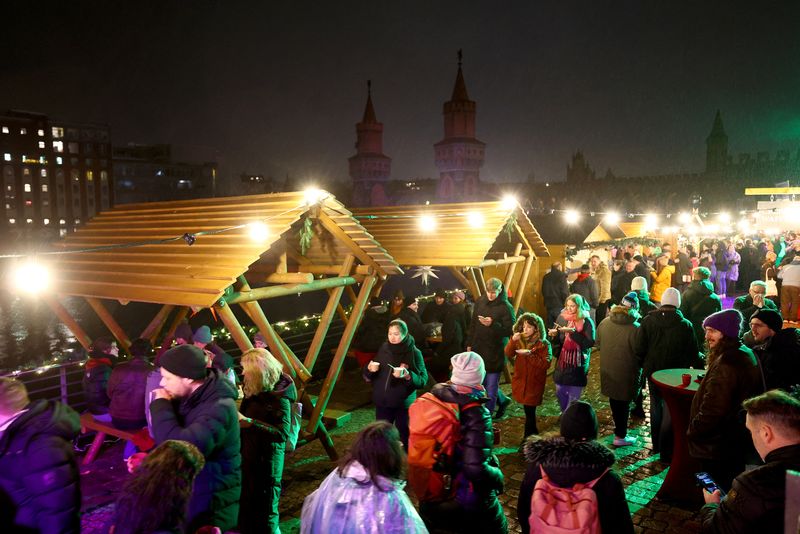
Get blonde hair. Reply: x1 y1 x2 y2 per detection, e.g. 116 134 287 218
240 348 283 398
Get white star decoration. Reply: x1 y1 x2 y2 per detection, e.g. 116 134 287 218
410 266 440 287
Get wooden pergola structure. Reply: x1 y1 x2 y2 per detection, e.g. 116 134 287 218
351 200 550 312
45 191 401 458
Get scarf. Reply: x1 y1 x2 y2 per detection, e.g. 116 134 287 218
558 319 584 369
575 272 591 283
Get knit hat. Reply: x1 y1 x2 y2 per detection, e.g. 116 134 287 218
631 276 648 291
453 290 466 301
560 400 598 441
435 288 446 298
450 351 486 387
174 323 194 343
404 296 418 307
703 309 744 339
159 345 208 380
193 325 213 344
750 308 782 334
661 287 681 308
621 291 639 310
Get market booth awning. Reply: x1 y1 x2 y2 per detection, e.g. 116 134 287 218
351 200 549 311
45 190 401 458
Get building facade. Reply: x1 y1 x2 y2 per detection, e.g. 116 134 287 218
1 110 113 246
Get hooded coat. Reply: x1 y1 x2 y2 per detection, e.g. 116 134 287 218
505 336 551 406
363 335 427 409
82 354 113 415
150 370 242 531
634 307 704 380
467 287 516 373
0 400 81 534
680 279 723 346
596 306 642 401
518 436 634 534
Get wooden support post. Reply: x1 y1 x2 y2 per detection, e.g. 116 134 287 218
345 285 359 306
86 297 132 351
164 306 190 340
503 244 524 290
141 304 175 343
264 272 314 284
467 268 481 298
276 251 288 274
225 276 356 304
214 300 253 354
305 256 355 371
43 296 92 350
513 253 535 313
307 274 376 440
473 268 486 294
334 299 349 324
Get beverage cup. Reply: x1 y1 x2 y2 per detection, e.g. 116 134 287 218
392 366 406 379
681 373 692 387
368 361 380 372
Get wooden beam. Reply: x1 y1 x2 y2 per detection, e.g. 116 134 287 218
468 267 482 297
317 212 383 275
345 285 359 306
307 274 376 438
304 255 355 371
303 264 374 275
224 276 356 304
503 243 524 290
141 304 175 343
43 296 92 350
513 253 535 313
213 300 253 354
474 268 487 294
86 297 132 351
264 272 314 284
479 255 526 268
276 251 288 274
164 306 190 340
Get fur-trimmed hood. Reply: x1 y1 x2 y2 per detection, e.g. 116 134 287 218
522 435 614 487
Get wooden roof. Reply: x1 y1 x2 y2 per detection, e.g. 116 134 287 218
584 220 656 243
350 201 549 266
50 192 401 307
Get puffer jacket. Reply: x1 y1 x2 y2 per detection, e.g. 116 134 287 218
518 436 634 534
551 315 595 387
363 335 427 409
0 400 81 534
82 355 113 415
680 279 723 346
596 306 642 401
150 370 242 531
688 343 763 460
468 288 515 373
750 327 800 391
420 383 505 532
650 265 675 303
699 444 800 534
634 307 704 380
107 357 154 423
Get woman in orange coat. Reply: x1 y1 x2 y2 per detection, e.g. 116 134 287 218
505 312 552 440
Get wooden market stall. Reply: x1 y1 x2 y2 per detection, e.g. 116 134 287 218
351 200 550 315
44 190 402 458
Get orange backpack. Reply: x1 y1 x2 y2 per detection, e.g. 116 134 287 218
407 392 478 502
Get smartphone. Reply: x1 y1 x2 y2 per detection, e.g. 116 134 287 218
695 471 725 497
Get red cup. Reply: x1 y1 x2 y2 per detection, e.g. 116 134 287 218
492 425 501 446
681 373 692 387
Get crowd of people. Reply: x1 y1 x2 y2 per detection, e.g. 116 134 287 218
1 242 800 532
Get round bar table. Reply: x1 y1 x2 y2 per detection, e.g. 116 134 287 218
650 368 705 504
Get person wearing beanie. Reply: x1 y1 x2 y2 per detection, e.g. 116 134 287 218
398 296 427 353
633 254 651 280
688 308 762 492
680 266 723 347
542 262 570 328
363 319 428 448
416 352 506 533
630 275 657 316
634 282 703 463
389 289 405 317
505 313 552 440
422 288 448 324
155 322 194 364
518 400 634 534
467 278 515 418
432 291 470 383
746 308 800 391
149 344 241 531
597 291 642 447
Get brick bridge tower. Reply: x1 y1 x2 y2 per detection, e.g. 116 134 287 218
349 80 391 206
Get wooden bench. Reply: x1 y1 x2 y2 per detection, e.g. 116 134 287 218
79 413 154 465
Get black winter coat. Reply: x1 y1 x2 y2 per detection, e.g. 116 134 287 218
363 336 427 408
421 301 448 324
634 307 704 380
398 308 427 352
518 436 634 534
751 327 800 391
0 400 81 534
107 357 154 423
551 316 595 387
733 293 778 324
354 308 389 353
699 444 800 534
467 289 515 373
570 275 599 308
611 270 637 305
438 302 467 359
82 356 113 415
150 370 242 532
541 268 569 311
239 373 296 533
680 280 722 346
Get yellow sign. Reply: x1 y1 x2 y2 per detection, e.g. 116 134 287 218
745 187 800 195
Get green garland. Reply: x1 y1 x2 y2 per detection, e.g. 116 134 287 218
297 216 314 256
504 212 517 242
566 237 661 261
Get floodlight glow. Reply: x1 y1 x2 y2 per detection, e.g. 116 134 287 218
303 187 326 206
644 213 658 228
604 212 621 225
678 212 691 224
419 215 437 232
500 194 518 210
718 212 731 224
737 219 750 231
12 260 49 295
466 211 484 228
564 209 581 225
248 222 269 242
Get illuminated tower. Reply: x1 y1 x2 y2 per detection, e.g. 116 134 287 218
349 81 391 206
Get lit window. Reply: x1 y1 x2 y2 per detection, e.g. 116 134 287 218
21 155 26 162
24 184 31 192
74 218 80 224
20 128 26 135
26 218 32 224
86 170 93 181
53 141 63 152
56 157 63 165
1 126 8 134
59 229 67 237
39 156 46 164
100 170 108 182
40 169 47 177
43 218 49 225
59 219 66 225
3 154 9 162
51 127 63 138
37 129 44 136
38 141 45 149
8 219 15 224
41 184 48 192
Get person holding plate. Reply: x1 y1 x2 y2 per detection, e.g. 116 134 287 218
548 294 596 412
505 312 552 440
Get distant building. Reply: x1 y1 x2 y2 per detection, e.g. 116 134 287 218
349 81 392 207
113 144 217 204
0 109 113 244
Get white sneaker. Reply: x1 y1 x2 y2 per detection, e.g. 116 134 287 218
613 436 635 447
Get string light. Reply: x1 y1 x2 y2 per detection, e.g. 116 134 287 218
466 211 484 228
501 194 518 210
564 209 581 225
247 222 269 242
678 212 691 224
419 215 436 232
718 212 731 224
11 260 50 295
643 213 658 229
604 211 621 225
303 187 326 206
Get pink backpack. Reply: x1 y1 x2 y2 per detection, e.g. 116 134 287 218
530 465 609 533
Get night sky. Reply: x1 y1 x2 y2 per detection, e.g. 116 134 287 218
2 1 799 188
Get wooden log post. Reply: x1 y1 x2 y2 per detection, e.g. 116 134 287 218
43 295 92 350
214 300 253 354
513 253 535 313
503 243 524 290
467 267 481 298
224 276 356 304
474 268 487 294
164 306 190 340
307 274 376 441
141 304 175 343
85 297 132 351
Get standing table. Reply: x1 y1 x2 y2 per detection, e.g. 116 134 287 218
650 368 705 504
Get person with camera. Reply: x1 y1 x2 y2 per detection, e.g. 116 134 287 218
700 389 800 533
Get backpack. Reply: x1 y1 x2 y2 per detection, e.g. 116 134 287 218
407 392 478 502
530 464 608 534
285 401 302 454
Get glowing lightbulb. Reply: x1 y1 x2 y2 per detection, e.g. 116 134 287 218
12 260 50 295
248 222 269 242
303 187 326 206
678 212 691 224
718 212 731 224
604 212 621 225
501 194 518 210
644 213 658 228
419 215 436 232
563 209 581 225
466 211 484 228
